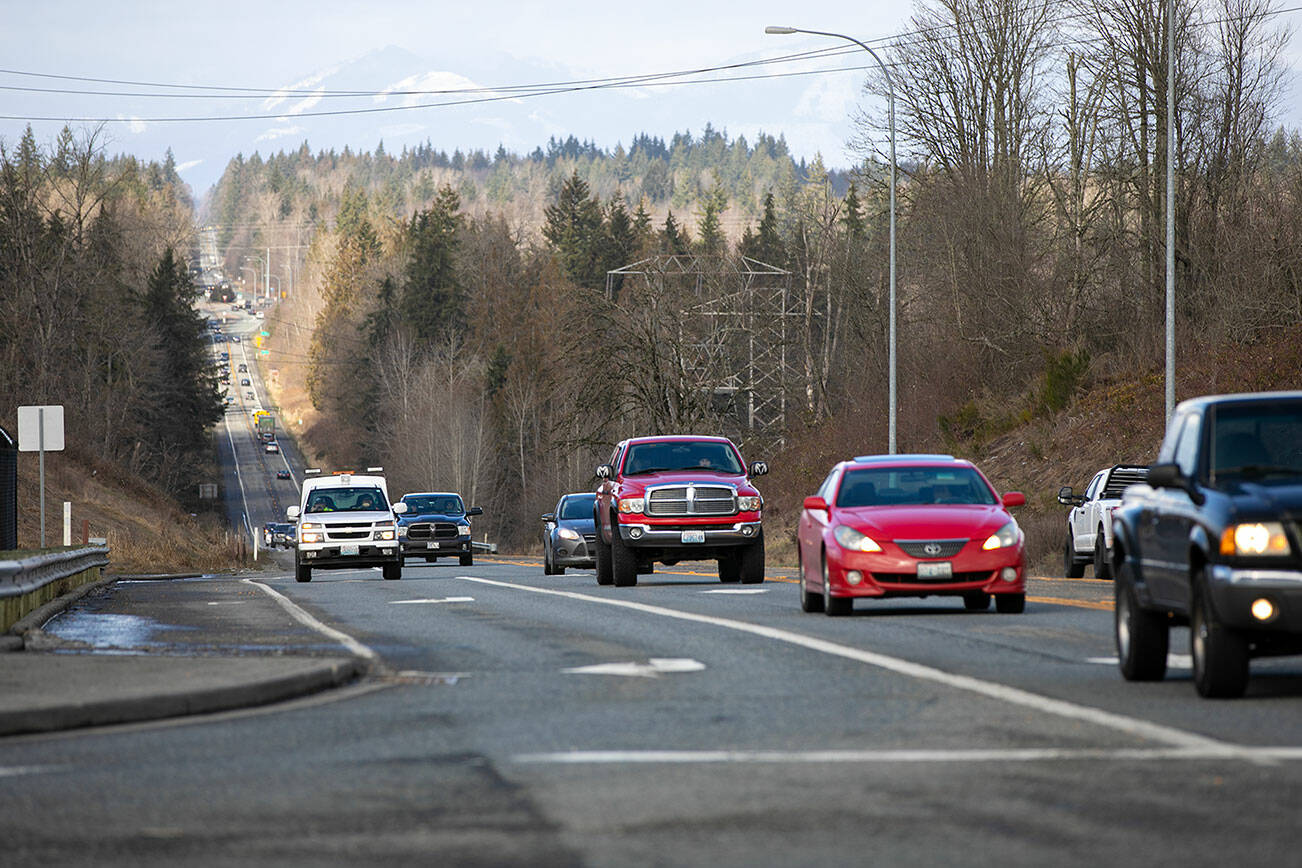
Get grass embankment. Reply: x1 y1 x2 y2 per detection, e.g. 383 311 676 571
10 446 247 574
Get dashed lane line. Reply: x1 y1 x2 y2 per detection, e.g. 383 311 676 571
457 575 1231 752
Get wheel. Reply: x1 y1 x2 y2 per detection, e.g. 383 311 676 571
823 551 852 616
718 556 741 583
611 525 638 587
800 566 825 613
962 592 990 611
1064 532 1086 578
543 543 554 575
1094 529 1112 580
382 561 402 581
1192 575 1249 698
739 531 765 584
295 562 311 583
1114 560 1168 681
595 531 613 586
459 553 474 567
995 593 1025 614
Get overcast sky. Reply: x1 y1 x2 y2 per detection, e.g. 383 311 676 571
2 1 1300 194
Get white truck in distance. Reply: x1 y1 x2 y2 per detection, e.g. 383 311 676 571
1058 464 1148 579
287 468 407 583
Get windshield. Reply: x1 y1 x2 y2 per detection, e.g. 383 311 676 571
559 494 596 520
402 495 464 515
622 441 744 476
1210 400 1302 482
306 487 389 513
836 466 997 507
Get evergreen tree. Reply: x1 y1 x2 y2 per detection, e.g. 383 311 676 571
542 171 604 288
401 185 465 344
661 212 690 255
695 185 727 256
842 181 865 238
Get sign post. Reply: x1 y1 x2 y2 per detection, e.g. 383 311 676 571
18 405 65 547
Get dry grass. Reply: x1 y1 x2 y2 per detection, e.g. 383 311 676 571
12 446 249 574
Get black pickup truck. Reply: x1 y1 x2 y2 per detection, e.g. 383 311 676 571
1111 391 1302 697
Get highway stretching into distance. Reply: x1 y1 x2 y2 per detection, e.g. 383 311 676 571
1 305 1299 865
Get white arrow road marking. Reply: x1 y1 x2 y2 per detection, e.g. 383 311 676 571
701 589 769 595
1088 654 1193 669
564 658 706 678
390 597 475 605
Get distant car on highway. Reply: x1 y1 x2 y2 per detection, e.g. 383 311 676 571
276 469 291 480
265 442 280 454
232 336 241 343
240 377 251 386
542 492 597 574
796 454 1027 615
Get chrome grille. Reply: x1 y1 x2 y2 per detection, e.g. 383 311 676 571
407 522 459 541
325 528 370 541
896 539 968 559
646 485 736 517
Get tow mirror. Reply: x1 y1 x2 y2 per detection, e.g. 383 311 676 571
1003 491 1026 508
467 506 483 517
392 502 408 515
286 505 300 520
750 460 769 477
803 495 829 511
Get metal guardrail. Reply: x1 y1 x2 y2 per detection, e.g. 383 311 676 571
0 546 110 599
472 540 498 554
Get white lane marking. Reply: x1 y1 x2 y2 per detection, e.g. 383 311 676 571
1088 654 1193 669
457 576 1229 751
0 765 56 778
516 747 1302 765
390 597 475 605
242 578 378 662
207 601 247 606
701 589 769 595
564 658 706 678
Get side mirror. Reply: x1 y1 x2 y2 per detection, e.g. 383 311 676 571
1057 486 1075 505
1147 462 1205 505
392 502 408 515
467 506 483 517
541 513 555 523
286 505 300 520
803 495 829 511
596 464 613 479
750 460 769 478
1002 492 1026 508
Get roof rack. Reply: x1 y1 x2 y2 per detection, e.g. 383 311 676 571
854 453 956 463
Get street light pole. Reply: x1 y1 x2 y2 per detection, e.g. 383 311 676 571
1165 0 1176 421
766 25 898 453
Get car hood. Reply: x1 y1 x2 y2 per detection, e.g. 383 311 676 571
555 517 596 533
302 510 396 524
1221 480 1302 515
833 504 1013 541
399 511 468 524
620 470 757 495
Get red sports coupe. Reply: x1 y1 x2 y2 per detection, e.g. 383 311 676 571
797 454 1027 615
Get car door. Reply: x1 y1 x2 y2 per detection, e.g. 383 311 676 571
1074 471 1104 553
1148 412 1202 608
798 469 839 583
595 444 624 544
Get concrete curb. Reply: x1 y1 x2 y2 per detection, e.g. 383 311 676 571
0 656 369 737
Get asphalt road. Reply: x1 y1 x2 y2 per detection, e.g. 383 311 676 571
3 559 1302 866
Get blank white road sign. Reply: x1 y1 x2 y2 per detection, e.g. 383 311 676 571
17 405 65 452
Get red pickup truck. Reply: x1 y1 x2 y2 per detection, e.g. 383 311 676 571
593 435 768 587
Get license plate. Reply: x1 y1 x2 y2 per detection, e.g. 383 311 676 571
340 544 360 556
917 561 952 579
426 541 441 549
681 530 706 543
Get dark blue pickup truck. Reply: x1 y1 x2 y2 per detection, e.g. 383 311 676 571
1112 391 1302 697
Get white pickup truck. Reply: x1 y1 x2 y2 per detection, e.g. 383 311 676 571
1058 464 1148 579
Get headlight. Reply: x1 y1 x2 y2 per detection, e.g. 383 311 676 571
983 521 1022 551
618 497 645 514
375 523 395 541
737 495 762 512
397 524 408 538
300 532 322 543
1221 522 1291 557
833 525 882 552
300 522 322 530
557 527 581 541
457 522 472 534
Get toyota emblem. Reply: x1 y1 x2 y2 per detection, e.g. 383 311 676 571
923 543 942 557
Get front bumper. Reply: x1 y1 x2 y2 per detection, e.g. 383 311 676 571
1208 564 1302 632
826 546 1025 597
617 521 762 547
298 542 399 570
552 535 597 567
400 537 471 556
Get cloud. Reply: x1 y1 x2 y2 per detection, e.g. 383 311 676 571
117 115 147 134
256 125 306 143
175 159 203 173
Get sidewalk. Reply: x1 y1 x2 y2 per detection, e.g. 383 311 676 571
0 573 369 737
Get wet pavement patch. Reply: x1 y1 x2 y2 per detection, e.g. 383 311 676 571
41 611 194 653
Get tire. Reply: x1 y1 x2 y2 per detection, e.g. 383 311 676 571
611 525 638 587
739 532 765 584
1192 575 1249 698
1064 532 1086 578
459 553 474 567
382 561 402 581
963 592 990 611
995 593 1025 614
595 531 613 586
543 544 554 575
1094 529 1112 580
295 562 311 583
718 556 741 583
554 565 565 575
823 551 852 616
800 547 824 612
1114 561 1168 681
